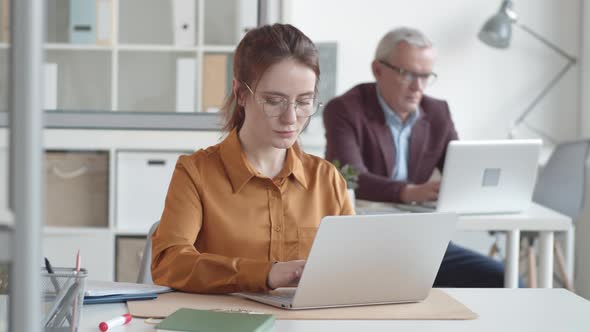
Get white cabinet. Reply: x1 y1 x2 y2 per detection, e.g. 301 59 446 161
116 151 184 232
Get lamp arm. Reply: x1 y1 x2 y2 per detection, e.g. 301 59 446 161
516 23 577 63
508 23 577 139
512 60 575 128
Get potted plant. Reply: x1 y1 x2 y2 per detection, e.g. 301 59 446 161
332 160 359 209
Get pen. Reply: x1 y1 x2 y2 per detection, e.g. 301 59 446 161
44 257 61 294
75 250 81 275
99 314 132 331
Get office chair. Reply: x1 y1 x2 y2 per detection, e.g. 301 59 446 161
523 139 590 289
136 220 160 284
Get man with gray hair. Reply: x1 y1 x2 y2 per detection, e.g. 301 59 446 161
324 27 510 287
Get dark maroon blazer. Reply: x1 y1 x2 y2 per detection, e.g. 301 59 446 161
323 83 458 203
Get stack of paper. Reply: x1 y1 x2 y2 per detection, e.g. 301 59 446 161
84 280 171 305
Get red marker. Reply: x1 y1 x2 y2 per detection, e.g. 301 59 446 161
99 314 132 331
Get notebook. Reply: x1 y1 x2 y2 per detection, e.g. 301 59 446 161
236 213 457 309
155 308 274 332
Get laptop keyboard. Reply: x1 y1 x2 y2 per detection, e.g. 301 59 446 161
241 292 294 303
263 293 294 301
421 201 438 208
394 202 436 213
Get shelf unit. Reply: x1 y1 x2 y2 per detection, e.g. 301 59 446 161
0 128 222 281
0 0 258 114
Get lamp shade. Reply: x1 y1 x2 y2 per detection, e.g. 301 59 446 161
478 0 517 49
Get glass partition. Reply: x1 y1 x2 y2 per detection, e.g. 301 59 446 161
0 0 11 330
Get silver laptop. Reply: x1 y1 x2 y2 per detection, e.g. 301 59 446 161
236 213 457 310
397 139 542 215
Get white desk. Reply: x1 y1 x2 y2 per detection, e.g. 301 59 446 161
78 288 590 331
356 201 572 288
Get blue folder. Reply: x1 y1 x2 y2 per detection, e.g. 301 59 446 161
69 0 96 43
83 292 158 305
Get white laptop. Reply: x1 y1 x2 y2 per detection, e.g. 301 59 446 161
236 213 457 310
397 139 542 215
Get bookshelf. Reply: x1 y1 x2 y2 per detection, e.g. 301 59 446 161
37 0 257 113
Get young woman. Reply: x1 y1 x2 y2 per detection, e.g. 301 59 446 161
151 24 354 294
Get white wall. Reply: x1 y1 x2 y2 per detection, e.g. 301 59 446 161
288 0 581 142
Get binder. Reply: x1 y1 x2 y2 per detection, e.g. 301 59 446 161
96 0 112 45
1 0 9 43
44 63 58 110
172 0 196 46
46 0 70 43
69 0 97 44
84 293 157 305
175 58 197 112
236 0 257 42
202 53 231 113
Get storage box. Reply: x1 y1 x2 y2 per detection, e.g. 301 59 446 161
45 151 109 228
116 151 182 232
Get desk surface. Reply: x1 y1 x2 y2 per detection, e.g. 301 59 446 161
356 201 571 232
79 288 590 331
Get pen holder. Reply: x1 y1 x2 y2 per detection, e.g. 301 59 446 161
42 267 87 332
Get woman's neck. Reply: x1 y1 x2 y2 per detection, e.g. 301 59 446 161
238 129 287 179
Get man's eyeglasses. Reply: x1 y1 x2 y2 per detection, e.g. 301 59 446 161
378 60 437 87
243 82 323 118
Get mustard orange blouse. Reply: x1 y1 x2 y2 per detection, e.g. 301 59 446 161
151 129 355 293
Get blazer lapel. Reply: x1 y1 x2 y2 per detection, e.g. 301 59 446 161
365 85 395 178
375 120 395 177
408 118 430 181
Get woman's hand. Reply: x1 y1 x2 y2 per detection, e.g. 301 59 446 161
266 260 306 289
